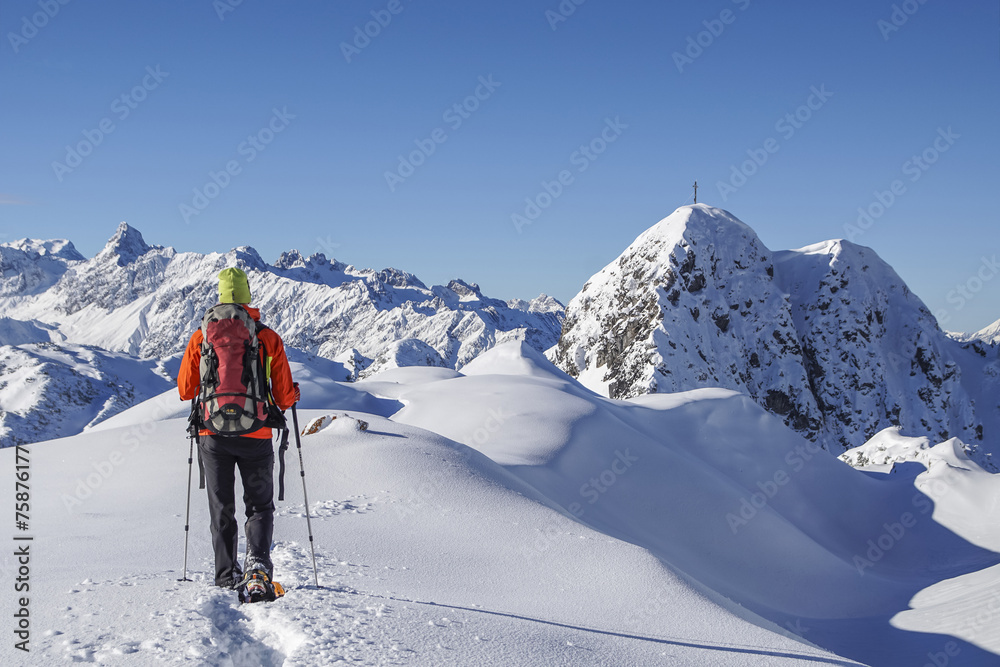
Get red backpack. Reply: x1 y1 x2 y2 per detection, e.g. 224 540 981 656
197 304 282 435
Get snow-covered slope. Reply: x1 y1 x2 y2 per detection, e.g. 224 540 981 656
0 317 60 346
553 204 995 464
0 230 179 445
773 238 984 453
394 342 1000 664
0 223 563 367
0 341 173 446
4 342 999 665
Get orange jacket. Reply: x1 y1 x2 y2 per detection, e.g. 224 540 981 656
178 305 296 439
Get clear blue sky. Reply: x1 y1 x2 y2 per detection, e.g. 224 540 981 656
1 0 997 332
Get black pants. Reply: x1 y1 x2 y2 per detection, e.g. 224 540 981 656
198 435 275 587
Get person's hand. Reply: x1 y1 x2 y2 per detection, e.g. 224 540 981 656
293 382 301 403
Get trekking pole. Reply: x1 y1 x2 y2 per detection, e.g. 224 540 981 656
291 404 320 588
180 398 200 583
180 431 195 582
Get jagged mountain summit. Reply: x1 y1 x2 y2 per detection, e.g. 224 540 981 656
552 204 998 461
0 223 564 371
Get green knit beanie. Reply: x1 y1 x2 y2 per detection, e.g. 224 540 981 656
218 267 252 304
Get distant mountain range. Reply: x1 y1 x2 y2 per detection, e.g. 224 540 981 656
1 208 996 465
0 223 563 444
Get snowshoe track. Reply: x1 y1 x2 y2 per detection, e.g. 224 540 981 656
32 544 415 666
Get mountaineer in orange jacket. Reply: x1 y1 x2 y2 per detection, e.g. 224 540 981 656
178 267 299 594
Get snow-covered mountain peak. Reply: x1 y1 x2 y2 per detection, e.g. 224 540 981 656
774 237 935 322
95 221 156 266
461 339 571 381
951 318 1000 345
0 236 85 297
647 203 756 241
229 245 268 271
376 267 426 289
554 205 806 423
273 249 346 273
508 293 564 314
976 319 1000 345
273 248 308 268
446 279 482 299
554 206 995 461
1 236 84 261
576 204 771 302
625 204 761 266
783 237 901 281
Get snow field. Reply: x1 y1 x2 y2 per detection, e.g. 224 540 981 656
2 342 997 664
0 403 850 663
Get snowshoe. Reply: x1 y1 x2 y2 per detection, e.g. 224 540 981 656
236 569 284 604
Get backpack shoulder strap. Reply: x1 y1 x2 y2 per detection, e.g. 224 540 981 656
250 319 288 430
